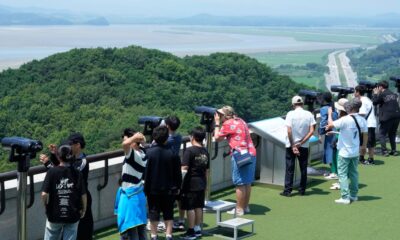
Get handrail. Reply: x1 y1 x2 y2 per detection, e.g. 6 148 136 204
0 149 125 215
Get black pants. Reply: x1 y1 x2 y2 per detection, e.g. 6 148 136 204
379 118 400 153
77 191 93 240
284 147 308 193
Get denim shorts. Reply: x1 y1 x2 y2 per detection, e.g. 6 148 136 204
231 155 256 185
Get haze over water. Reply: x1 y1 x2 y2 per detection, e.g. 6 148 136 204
0 25 360 71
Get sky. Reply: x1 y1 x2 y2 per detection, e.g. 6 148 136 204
1 0 399 18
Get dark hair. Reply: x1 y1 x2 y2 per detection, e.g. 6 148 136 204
58 145 75 162
190 126 206 143
165 116 180 131
378 80 389 89
318 92 333 106
152 126 169 144
122 128 136 138
68 132 86 149
355 85 367 96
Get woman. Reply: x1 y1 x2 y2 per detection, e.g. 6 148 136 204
214 106 256 216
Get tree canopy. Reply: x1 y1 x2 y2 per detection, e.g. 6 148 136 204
0 45 306 172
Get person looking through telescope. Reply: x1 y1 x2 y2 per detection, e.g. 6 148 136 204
214 106 256 216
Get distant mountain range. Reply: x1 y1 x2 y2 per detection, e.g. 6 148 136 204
1 4 400 27
0 5 109 25
110 13 400 27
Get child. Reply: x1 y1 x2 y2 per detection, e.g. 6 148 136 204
144 126 182 240
180 127 210 239
115 128 148 240
41 144 87 240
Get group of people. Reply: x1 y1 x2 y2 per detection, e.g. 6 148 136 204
38 109 257 240
37 79 399 239
281 80 400 205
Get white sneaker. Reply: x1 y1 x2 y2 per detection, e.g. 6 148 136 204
324 173 338 180
330 183 340 190
227 208 244 216
335 198 350 204
350 196 358 202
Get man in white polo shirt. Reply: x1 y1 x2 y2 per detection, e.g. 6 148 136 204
280 96 316 197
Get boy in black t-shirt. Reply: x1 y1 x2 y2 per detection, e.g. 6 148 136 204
180 127 210 240
41 145 87 240
144 126 182 240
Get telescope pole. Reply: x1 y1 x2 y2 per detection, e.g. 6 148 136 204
205 127 213 202
17 158 28 240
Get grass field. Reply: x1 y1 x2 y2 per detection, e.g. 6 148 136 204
248 50 330 67
176 26 394 46
94 149 400 240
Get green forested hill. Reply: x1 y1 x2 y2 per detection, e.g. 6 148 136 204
348 40 400 81
0 46 306 171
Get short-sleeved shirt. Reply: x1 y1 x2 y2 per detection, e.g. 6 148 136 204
122 148 147 189
217 117 256 156
42 166 86 223
333 114 368 158
285 107 316 148
359 96 377 128
182 146 210 192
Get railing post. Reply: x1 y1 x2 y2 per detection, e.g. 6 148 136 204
27 174 34 209
97 159 109 191
0 181 5 215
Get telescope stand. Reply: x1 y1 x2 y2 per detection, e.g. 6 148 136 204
16 155 30 240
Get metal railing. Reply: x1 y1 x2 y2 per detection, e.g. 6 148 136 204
0 149 125 215
0 135 219 216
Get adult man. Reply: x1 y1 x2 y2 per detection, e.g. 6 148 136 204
355 85 377 164
372 80 400 156
326 99 368 204
280 96 316 197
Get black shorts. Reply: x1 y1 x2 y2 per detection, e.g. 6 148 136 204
147 194 175 221
367 127 376 148
181 191 205 210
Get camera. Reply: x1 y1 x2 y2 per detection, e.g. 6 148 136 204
330 85 354 99
390 76 400 92
138 116 163 135
298 89 321 111
358 80 377 92
195 106 216 132
1 136 43 162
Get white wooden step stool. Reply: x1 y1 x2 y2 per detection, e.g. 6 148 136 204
217 217 255 240
204 200 255 240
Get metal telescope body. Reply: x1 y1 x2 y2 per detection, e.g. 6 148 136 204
1 137 43 240
194 106 216 201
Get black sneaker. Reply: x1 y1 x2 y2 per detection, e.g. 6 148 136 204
359 156 366 164
173 221 185 231
367 158 375 165
280 191 291 197
194 230 202 238
180 231 197 240
390 151 399 156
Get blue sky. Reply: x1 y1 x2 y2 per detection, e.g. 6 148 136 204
1 0 399 17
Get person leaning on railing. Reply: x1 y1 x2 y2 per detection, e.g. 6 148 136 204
214 106 256 216
39 133 93 240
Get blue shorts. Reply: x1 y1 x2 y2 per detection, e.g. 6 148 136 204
231 155 256 186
